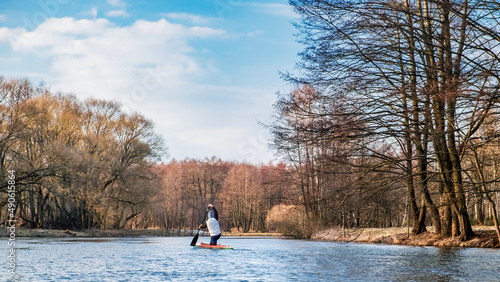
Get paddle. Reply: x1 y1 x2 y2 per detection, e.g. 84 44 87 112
190 210 209 246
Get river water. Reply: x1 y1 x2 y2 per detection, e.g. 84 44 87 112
1 236 499 281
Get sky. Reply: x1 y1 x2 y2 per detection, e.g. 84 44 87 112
0 0 301 164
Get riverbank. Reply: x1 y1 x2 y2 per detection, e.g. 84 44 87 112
311 226 500 248
1 227 281 238
2 228 171 238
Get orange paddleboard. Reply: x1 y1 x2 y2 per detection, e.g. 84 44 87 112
194 242 233 249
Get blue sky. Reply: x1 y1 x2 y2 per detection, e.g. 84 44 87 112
0 0 301 164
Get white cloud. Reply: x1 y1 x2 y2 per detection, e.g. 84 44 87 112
0 15 7 22
106 10 129 18
244 3 296 18
145 84 275 163
0 17 227 96
0 17 277 164
162 13 216 25
108 0 126 7
78 8 98 18
244 30 264 37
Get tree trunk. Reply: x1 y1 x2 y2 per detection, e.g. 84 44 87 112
413 195 427 234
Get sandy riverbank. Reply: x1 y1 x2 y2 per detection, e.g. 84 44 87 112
311 226 500 248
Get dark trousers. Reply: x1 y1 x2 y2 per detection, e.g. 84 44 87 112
210 234 221 245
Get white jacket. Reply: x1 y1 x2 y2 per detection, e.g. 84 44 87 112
206 217 221 236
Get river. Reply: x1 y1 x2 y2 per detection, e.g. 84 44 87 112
1 237 499 281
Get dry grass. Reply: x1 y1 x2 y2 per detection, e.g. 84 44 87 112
312 226 500 248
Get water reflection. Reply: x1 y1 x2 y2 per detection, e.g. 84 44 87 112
437 247 461 261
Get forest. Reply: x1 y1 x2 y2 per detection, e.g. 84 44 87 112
1 0 500 244
0 78 296 234
0 77 415 238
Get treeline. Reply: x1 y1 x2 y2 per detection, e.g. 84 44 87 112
0 78 300 234
138 159 295 233
0 78 165 229
265 0 500 241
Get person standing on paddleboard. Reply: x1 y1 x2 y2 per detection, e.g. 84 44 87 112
199 204 221 245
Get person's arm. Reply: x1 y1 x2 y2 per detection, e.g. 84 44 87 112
200 221 207 229
212 207 218 221
208 204 219 221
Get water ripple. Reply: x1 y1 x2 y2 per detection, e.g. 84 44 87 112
1 237 499 281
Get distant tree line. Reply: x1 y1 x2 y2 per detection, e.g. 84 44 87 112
139 159 295 234
265 0 500 241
